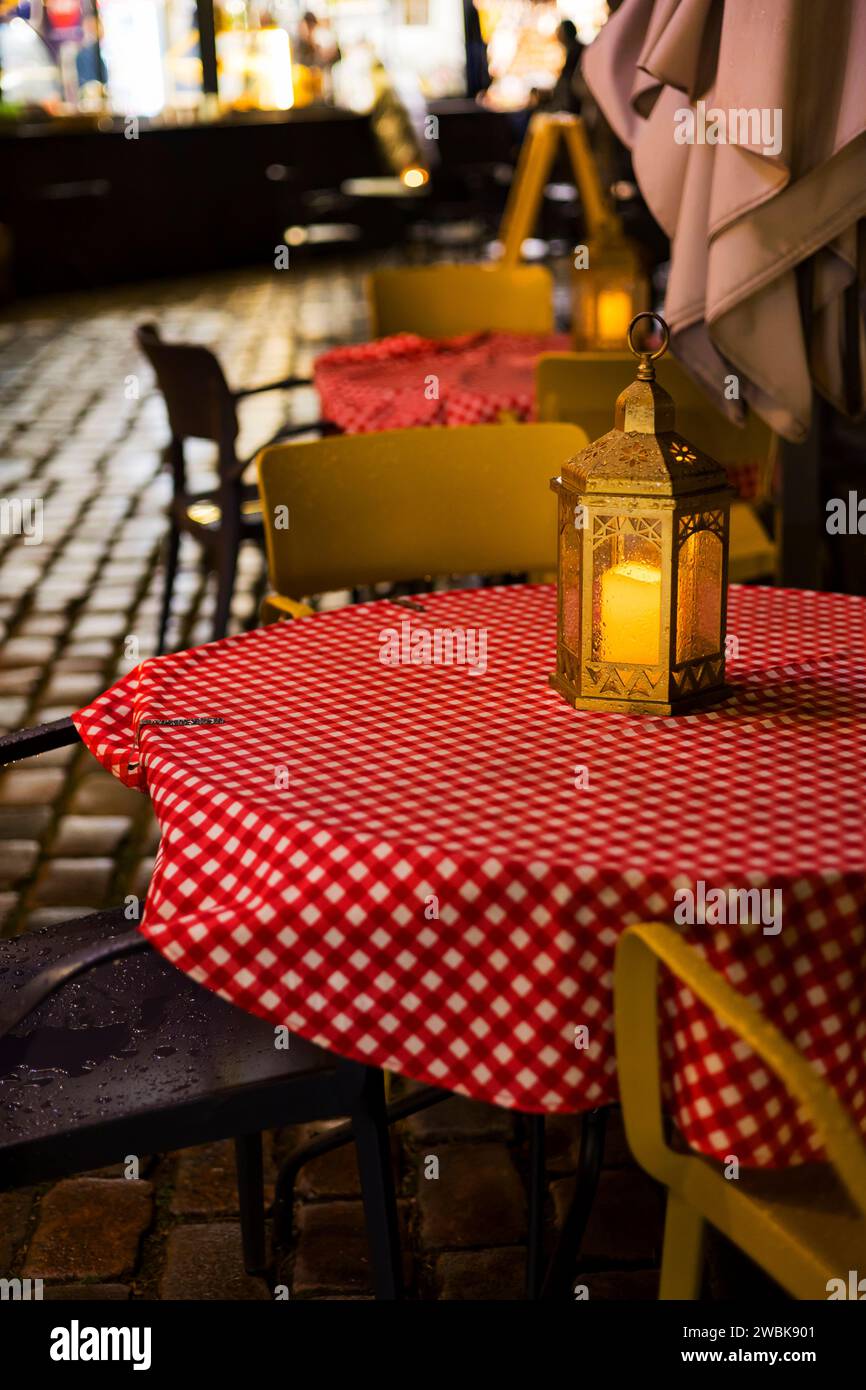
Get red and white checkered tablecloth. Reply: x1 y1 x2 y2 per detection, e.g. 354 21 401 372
314 332 570 432
314 333 763 498
73 585 866 1168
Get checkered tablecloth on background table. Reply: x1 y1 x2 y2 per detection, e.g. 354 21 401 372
314 332 765 499
314 331 571 433
74 585 866 1168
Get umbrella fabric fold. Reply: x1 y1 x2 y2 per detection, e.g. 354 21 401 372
584 0 866 441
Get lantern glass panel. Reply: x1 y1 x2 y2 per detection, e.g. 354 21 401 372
676 525 723 664
559 508 581 653
591 519 662 666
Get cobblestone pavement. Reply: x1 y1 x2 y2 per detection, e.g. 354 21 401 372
0 261 679 1300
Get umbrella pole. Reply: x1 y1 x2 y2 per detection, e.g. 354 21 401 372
777 259 824 589
776 396 824 589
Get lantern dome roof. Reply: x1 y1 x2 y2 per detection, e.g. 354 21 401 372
561 376 731 498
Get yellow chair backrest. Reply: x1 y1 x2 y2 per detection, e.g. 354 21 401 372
257 422 587 605
367 263 555 339
614 921 866 1218
537 352 775 497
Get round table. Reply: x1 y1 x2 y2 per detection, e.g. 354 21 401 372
314 331 571 433
74 584 866 1168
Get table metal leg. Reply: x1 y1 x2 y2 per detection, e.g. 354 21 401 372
526 1114 546 1299
540 1106 609 1299
272 1083 447 1244
235 1133 267 1275
352 1068 404 1300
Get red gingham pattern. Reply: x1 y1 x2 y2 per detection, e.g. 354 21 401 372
314 332 570 432
728 458 760 500
73 585 866 1167
315 333 762 498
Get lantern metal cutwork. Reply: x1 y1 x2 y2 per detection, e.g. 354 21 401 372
550 312 733 716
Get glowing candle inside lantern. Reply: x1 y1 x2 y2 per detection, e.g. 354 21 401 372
596 290 633 346
600 560 661 665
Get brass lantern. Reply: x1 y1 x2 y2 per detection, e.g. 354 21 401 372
550 312 733 715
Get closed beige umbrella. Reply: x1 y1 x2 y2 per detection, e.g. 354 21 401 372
583 0 866 442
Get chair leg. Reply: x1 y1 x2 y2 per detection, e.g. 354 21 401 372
234 1133 267 1276
526 1115 546 1300
658 1193 705 1300
156 519 180 655
540 1106 608 1299
351 1068 404 1300
212 507 241 642
271 1084 446 1245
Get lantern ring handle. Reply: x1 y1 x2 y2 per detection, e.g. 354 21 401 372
627 312 670 361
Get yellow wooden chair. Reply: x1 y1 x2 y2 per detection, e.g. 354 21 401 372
536 352 777 582
614 922 866 1300
256 422 587 619
366 263 554 339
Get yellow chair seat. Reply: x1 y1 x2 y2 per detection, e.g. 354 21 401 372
680 1155 866 1299
728 501 775 582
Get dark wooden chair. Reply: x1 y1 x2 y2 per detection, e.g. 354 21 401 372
0 718 403 1298
136 323 332 652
